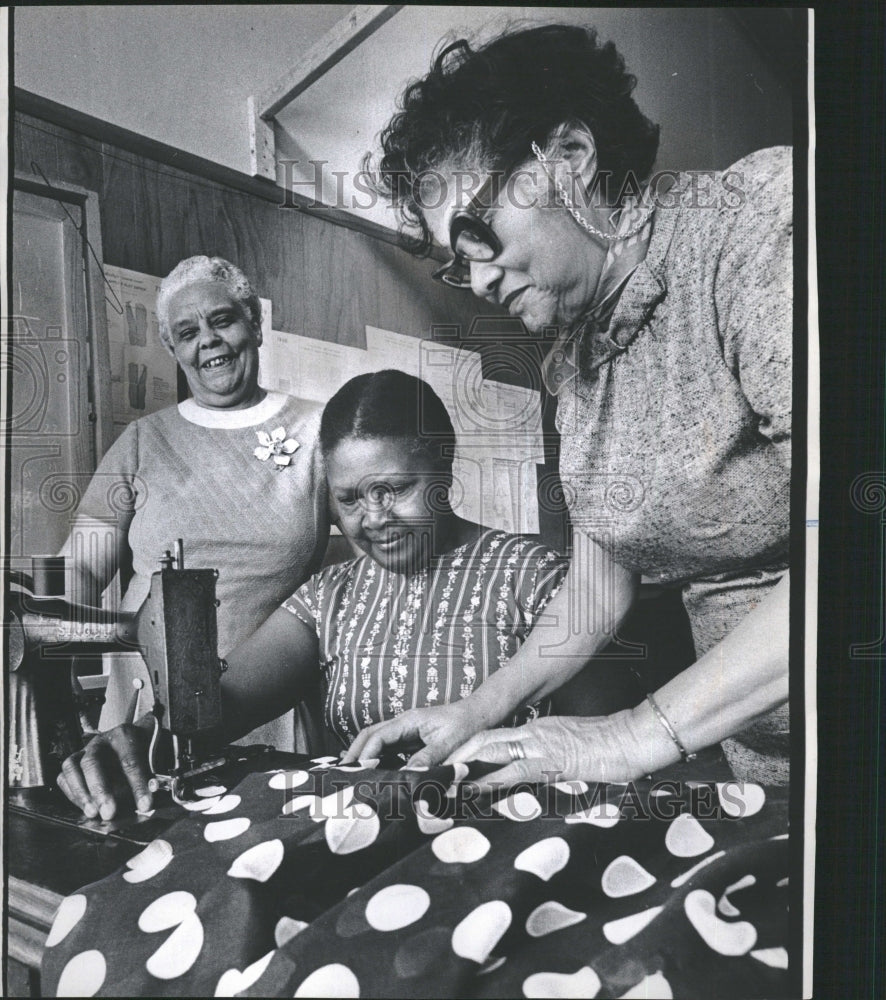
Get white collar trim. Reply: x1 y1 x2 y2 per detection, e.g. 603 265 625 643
178 391 289 429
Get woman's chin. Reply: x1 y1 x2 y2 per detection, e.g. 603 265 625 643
370 537 428 574
515 299 559 336
192 375 259 409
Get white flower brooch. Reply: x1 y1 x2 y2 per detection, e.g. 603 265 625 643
254 427 299 469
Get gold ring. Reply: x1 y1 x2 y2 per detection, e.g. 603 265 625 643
507 740 526 762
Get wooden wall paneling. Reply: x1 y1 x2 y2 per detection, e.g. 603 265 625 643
302 214 379 347
99 150 187 274
275 206 308 338
140 159 207 280
16 114 104 193
179 174 221 265
48 125 104 194
360 237 436 339
98 150 153 271
210 189 306 336
203 186 257 266
14 116 62 185
14 114 105 195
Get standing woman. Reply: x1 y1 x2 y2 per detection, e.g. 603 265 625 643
60 256 329 767
347 24 792 785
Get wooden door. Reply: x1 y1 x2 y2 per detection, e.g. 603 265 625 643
7 186 98 560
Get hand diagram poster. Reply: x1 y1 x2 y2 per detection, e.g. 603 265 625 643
104 265 178 427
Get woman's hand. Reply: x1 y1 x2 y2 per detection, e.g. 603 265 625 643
341 701 486 768
444 712 657 794
58 723 153 821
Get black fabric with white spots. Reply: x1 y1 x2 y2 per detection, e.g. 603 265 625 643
41 753 791 998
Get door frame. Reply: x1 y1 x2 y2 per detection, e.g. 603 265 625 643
12 172 113 460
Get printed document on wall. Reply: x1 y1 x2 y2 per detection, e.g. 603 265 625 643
104 266 178 427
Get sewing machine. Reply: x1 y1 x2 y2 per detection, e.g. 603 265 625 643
6 543 278 993
7 541 266 804
136 542 271 803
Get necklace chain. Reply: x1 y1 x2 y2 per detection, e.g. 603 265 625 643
530 141 654 242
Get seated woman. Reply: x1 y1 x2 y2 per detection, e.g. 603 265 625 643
59 370 567 817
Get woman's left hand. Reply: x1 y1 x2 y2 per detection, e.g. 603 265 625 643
444 712 652 794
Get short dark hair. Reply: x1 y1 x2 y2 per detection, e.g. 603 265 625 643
369 23 660 254
320 370 456 469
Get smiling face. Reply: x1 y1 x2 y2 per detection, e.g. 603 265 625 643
327 436 453 574
424 157 608 334
167 280 263 410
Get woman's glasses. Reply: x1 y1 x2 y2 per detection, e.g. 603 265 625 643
432 175 503 289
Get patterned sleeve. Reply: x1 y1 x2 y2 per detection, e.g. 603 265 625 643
282 573 322 633
514 542 570 626
715 146 793 468
75 420 140 523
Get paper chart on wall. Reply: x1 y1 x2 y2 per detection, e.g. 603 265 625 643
259 323 544 534
368 327 544 533
259 330 375 402
104 266 179 428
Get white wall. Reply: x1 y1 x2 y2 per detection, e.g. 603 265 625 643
15 5 793 231
13 4 346 175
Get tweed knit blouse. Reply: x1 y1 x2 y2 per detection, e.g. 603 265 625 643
555 147 793 783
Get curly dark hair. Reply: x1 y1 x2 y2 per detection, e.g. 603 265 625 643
369 23 660 255
320 370 457 470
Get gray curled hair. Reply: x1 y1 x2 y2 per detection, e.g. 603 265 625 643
156 255 262 353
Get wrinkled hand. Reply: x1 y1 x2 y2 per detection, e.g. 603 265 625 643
58 722 153 821
444 712 649 795
341 701 486 768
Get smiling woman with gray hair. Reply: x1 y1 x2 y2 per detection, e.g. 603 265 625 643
58 255 330 778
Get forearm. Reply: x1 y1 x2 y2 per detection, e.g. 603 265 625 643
462 555 639 729
626 573 790 773
219 689 271 744
58 515 131 606
217 607 321 742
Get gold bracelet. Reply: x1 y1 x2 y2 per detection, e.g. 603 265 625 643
645 693 697 763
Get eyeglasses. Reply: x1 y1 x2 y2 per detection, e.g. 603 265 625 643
432 174 503 289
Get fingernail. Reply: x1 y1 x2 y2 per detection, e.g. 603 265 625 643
137 795 152 813
99 802 115 821
83 801 98 819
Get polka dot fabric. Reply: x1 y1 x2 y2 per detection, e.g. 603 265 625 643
41 753 791 998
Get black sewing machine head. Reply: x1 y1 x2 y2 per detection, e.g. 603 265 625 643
138 544 233 802
6 541 261 802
